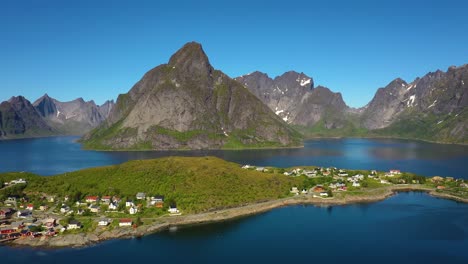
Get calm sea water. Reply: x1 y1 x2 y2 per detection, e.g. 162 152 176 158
1 192 467 263
0 136 466 178
0 137 467 263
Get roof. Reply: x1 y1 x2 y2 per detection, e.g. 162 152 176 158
120 218 132 223
69 220 81 225
136 192 146 197
86 196 99 200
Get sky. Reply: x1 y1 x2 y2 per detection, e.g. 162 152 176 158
1 0 467 108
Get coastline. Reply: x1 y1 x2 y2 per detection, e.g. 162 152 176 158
8 185 467 249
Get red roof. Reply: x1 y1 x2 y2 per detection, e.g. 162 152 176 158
86 196 99 200
120 218 132 223
102 196 111 199
27 204 33 208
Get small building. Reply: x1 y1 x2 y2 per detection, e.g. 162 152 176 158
312 185 325 193
39 205 48 211
389 169 401 175
85 196 99 203
352 182 360 187
101 196 112 203
136 192 146 200
320 192 329 197
0 208 13 219
436 185 446 190
168 204 179 214
17 210 32 218
301 189 308 194
26 204 34 211
119 218 132 227
44 218 56 228
108 202 118 210
67 220 82 230
125 200 135 207
290 187 299 195
98 218 111 226
129 206 138 215
89 204 100 213
60 205 71 213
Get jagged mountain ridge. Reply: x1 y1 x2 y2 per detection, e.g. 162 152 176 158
235 71 350 128
0 96 56 138
0 95 114 139
362 64 467 143
82 42 302 150
33 94 114 134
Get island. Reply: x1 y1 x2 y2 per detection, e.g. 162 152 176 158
1 156 467 248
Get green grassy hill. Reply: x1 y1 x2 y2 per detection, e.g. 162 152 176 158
0 157 299 213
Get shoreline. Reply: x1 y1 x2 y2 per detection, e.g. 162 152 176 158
7 185 467 249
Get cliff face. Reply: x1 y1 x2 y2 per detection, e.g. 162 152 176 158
82 42 302 150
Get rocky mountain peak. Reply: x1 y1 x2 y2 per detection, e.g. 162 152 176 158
168 42 213 76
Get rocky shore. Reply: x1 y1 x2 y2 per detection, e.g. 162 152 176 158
8 185 467 249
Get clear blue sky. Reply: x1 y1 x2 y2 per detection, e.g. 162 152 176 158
1 0 467 107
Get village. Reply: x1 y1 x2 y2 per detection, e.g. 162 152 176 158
1 165 467 245
0 178 181 243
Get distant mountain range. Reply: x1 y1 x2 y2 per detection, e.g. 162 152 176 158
237 65 467 144
0 95 114 139
1 42 466 145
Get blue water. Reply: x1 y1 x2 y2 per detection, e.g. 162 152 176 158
0 136 466 178
1 192 467 263
0 137 467 263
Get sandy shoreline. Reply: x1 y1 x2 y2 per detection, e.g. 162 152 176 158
7 185 467 249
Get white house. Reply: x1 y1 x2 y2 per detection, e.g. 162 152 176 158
68 220 82 230
89 204 100 213
125 200 135 207
108 202 118 210
119 218 132 227
301 189 308 194
60 205 71 214
290 187 299 195
98 218 111 226
352 182 360 187
168 204 179 214
320 192 329 197
129 206 138 215
136 193 146 200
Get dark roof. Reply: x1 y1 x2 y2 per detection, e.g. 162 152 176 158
69 220 81 225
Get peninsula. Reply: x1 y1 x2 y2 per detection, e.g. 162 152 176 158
1 156 466 248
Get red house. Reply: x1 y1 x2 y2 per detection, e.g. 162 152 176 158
85 196 100 203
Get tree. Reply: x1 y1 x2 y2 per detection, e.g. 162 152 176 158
327 190 333 197
136 216 143 226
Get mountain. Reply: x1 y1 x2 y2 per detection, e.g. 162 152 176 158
0 96 56 138
33 94 114 135
362 64 468 143
81 42 302 150
235 71 357 133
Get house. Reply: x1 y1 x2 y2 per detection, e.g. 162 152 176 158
150 195 165 207
108 202 118 210
26 204 34 211
129 206 138 215
101 196 112 203
17 210 32 218
312 185 325 193
168 204 179 214
125 200 135 207
76 201 87 206
322 171 331 176
136 192 146 200
0 208 13 219
371 170 377 175
301 189 308 194
60 205 71 213
67 220 82 230
47 196 55 203
256 167 265 172
76 209 85 215
112 196 122 204
241 165 252 169
85 196 99 203
39 205 48 211
11 221 24 230
98 218 111 226
290 187 299 195
119 218 132 227
320 192 329 197
436 185 446 190
352 182 360 187
43 218 56 228
389 169 401 175
380 180 390 184
89 204 100 213
6 197 17 203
